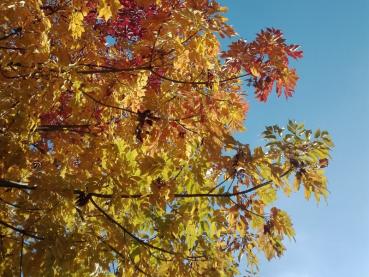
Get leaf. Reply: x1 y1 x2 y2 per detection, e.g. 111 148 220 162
114 137 127 156
69 12 85 39
314 129 321 138
250 66 261 77
98 1 113 21
319 158 329 168
0 2 332 276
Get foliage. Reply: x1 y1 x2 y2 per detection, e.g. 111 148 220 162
0 0 332 276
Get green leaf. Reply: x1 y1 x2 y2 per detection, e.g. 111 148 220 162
314 129 321 138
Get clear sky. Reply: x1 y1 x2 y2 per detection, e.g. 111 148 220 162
219 1 369 276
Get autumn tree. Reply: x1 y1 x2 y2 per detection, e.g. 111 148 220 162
0 1 333 276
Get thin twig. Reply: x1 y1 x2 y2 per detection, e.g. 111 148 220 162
0 46 26 51
19 235 24 277
0 197 43 212
82 91 137 114
228 198 265 219
76 65 151 74
207 174 232 193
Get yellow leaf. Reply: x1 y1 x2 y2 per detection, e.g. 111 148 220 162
114 137 126 156
60 166 67 178
101 149 108 170
69 12 85 39
137 71 148 89
304 186 312 200
250 66 261 77
133 254 140 263
98 4 112 21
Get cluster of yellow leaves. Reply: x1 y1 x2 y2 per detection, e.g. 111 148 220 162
0 1 333 276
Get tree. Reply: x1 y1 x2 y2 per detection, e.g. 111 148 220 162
0 1 333 276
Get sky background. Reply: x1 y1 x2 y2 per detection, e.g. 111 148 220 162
219 1 369 276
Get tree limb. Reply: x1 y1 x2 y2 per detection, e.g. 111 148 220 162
90 198 177 255
0 220 44 240
1 168 292 201
0 179 37 190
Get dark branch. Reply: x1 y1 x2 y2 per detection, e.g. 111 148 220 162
150 69 250 85
150 69 209 85
76 64 151 75
82 91 137 114
0 197 43 212
0 220 44 240
96 233 149 275
81 168 292 199
1 169 292 201
0 46 26 51
207 174 232 193
0 27 22 41
36 124 91 132
175 168 292 198
19 235 24 277
75 62 249 86
0 179 37 190
95 234 126 261
90 198 176 255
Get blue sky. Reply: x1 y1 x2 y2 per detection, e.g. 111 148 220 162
219 1 369 276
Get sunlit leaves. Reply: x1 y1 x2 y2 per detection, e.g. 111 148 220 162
222 28 303 102
0 1 332 276
263 121 333 202
69 12 85 39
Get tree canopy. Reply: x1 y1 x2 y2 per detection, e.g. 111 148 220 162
0 1 333 276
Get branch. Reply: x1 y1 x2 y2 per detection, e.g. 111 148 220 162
0 220 44 240
219 73 250 83
0 179 37 190
150 69 249 85
19 235 24 277
82 168 292 200
90 198 176 255
1 169 292 201
175 168 292 198
36 124 91 132
81 91 137 114
228 198 265 219
0 197 43 212
149 26 162 65
95 234 127 262
40 4 67 16
0 27 22 41
0 46 26 51
127 250 150 276
150 69 209 85
207 174 232 193
75 62 249 86
76 64 151 75
95 232 150 275
90 199 207 263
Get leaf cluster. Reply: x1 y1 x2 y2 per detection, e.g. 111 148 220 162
0 1 332 276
